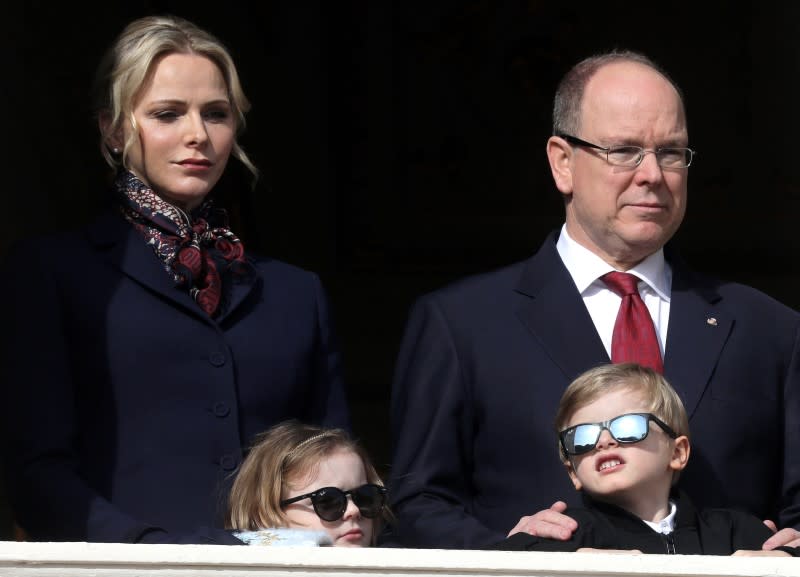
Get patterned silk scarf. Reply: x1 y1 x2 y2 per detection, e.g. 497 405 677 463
116 171 252 317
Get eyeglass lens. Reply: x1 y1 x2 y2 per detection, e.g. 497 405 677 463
607 147 692 168
311 484 386 522
564 413 650 455
559 134 694 168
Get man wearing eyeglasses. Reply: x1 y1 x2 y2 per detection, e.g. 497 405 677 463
386 50 800 551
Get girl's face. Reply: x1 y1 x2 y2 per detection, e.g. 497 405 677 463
282 448 374 547
120 52 235 210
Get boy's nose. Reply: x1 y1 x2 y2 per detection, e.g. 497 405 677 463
595 428 617 450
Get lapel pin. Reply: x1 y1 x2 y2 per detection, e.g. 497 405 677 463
707 317 718 326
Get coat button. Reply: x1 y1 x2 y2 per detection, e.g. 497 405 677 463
220 455 237 471
209 352 226 367
213 402 230 417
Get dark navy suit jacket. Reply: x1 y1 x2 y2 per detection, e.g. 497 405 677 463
386 231 800 549
1 212 350 543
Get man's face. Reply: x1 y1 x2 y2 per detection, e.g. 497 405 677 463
551 61 689 270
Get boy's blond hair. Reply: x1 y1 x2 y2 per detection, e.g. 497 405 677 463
555 363 690 465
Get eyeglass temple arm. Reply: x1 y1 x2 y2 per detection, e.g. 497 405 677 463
555 133 607 151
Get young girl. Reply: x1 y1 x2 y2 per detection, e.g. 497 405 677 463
227 420 389 547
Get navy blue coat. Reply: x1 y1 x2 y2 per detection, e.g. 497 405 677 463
386 231 800 549
1 212 350 543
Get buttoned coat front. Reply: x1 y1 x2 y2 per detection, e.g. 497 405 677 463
1 212 350 543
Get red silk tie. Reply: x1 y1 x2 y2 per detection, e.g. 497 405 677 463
601 271 664 373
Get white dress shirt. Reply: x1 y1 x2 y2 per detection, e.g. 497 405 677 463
555 225 672 358
643 500 677 534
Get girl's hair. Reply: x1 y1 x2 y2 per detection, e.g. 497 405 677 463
226 420 390 537
92 14 257 182
555 362 690 465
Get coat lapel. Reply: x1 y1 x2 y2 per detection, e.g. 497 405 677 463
663 257 731 418
514 232 610 380
216 272 260 324
87 212 261 324
86 212 210 320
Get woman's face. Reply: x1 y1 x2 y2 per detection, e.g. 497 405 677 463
122 52 235 211
282 449 374 547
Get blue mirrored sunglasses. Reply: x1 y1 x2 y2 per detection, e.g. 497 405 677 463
559 412 677 457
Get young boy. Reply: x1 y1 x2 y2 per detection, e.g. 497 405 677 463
493 363 796 556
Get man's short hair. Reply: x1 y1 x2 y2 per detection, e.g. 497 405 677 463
552 50 686 136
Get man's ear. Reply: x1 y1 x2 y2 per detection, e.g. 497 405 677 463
669 436 690 472
546 135 574 197
565 460 582 491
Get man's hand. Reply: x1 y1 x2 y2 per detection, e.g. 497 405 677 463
507 501 578 540
761 521 800 550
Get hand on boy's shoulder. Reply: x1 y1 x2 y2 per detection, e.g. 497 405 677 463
761 521 800 550
507 501 577 540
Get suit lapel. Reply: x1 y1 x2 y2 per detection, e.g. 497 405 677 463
512 235 733 419
514 232 610 379
663 259 731 418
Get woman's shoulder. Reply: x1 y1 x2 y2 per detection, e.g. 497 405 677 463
2 209 128 266
246 254 325 287
248 254 316 275
2 227 90 269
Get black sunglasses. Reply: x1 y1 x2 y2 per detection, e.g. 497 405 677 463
280 483 387 522
559 412 677 457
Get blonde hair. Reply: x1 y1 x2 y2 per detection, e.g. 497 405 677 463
555 363 690 465
93 14 258 183
226 420 390 539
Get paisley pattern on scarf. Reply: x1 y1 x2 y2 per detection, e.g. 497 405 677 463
116 171 253 317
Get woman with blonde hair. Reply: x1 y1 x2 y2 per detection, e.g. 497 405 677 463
1 15 348 544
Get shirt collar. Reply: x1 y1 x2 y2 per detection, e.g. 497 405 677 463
556 224 670 300
643 500 677 534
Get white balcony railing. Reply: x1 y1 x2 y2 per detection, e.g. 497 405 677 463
0 541 797 577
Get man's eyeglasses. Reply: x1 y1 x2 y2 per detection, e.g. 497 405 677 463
558 133 695 168
280 483 387 522
559 412 678 457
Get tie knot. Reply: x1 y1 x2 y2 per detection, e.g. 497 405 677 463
602 271 640 296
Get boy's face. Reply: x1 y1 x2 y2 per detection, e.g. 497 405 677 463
564 387 688 518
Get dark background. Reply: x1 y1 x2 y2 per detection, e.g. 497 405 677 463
3 1 799 539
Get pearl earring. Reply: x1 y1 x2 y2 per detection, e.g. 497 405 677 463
112 147 121 154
